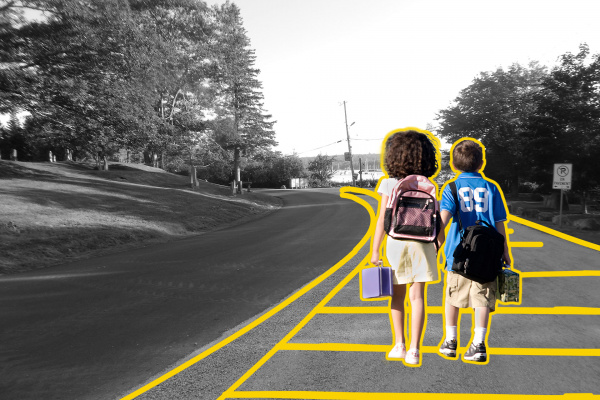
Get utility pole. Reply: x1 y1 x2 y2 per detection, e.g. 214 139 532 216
343 101 356 186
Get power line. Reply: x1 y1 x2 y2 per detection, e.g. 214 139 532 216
296 139 343 155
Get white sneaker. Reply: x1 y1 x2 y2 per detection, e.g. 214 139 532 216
387 343 406 359
404 348 420 365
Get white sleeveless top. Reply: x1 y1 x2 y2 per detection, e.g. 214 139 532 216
377 178 439 284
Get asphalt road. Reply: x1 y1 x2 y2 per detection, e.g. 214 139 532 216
130 197 600 399
0 188 375 400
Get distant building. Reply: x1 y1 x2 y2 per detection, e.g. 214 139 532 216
330 169 385 184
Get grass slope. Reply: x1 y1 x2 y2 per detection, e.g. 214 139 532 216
0 160 281 275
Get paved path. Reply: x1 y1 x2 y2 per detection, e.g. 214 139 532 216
125 188 600 400
0 188 371 400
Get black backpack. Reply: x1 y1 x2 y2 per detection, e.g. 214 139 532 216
449 181 504 284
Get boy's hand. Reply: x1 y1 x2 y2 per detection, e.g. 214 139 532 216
502 251 512 267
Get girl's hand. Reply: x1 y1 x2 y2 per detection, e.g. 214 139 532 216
370 255 382 266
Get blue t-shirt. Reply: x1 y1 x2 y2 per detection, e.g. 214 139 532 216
441 172 507 271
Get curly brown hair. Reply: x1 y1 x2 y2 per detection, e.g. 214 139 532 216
384 130 439 178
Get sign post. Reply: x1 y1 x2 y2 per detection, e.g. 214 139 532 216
553 163 572 227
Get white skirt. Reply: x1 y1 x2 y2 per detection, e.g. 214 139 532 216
384 237 439 284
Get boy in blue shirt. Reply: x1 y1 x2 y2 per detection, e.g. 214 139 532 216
438 138 511 363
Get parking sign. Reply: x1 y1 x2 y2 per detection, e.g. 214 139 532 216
553 163 572 190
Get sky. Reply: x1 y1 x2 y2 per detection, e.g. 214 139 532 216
208 0 600 157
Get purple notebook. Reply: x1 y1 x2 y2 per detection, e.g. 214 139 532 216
361 266 393 299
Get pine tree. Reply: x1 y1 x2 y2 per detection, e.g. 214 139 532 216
211 1 276 190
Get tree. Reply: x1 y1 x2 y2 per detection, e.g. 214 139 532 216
0 0 278 182
433 149 453 189
130 0 216 170
244 150 305 188
211 1 276 189
436 62 547 195
308 154 335 186
528 44 600 201
0 0 160 169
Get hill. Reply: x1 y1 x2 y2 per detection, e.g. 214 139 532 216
0 160 281 274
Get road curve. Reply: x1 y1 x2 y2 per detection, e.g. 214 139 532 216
0 188 376 400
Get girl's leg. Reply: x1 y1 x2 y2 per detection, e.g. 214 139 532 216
390 284 406 345
408 282 426 350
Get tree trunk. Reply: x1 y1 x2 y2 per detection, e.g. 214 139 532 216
143 151 152 165
510 172 519 197
233 146 242 193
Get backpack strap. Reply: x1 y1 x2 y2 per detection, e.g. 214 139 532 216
449 181 464 237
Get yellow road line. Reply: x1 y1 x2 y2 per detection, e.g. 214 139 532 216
521 271 600 278
317 306 390 314
491 348 600 356
225 391 599 400
494 307 600 315
318 306 600 315
511 241 544 247
216 190 379 400
120 191 377 400
509 215 600 252
279 343 600 357
281 343 389 352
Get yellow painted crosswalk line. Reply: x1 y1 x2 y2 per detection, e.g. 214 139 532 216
521 271 600 278
224 391 598 399
279 343 600 357
317 306 389 314
511 242 544 247
318 306 600 315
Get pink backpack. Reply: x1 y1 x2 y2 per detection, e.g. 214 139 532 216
383 175 440 245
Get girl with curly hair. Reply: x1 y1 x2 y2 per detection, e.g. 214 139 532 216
370 128 444 366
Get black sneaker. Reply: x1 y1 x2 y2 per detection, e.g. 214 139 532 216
439 339 457 358
463 342 487 362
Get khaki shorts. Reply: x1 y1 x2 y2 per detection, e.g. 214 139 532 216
445 271 496 311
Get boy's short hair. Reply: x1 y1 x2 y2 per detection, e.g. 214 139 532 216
452 140 483 172
384 130 438 178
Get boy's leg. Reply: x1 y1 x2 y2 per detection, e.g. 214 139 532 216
473 306 490 344
463 279 496 363
446 301 460 326
439 301 459 357
439 272 463 358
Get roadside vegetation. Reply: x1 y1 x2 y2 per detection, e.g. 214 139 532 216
0 160 280 275
435 45 600 209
